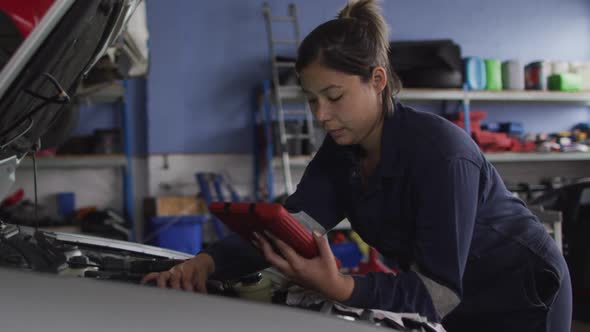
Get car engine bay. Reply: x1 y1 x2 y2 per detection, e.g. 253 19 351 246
0 221 442 332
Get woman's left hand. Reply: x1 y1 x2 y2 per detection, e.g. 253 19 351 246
253 230 354 303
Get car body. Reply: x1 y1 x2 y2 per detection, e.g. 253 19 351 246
0 223 389 331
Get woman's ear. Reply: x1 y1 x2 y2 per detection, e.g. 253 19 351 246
371 66 388 95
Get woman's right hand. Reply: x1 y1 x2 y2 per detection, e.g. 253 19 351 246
141 253 215 293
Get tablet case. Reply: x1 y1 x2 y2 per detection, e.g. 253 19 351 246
209 202 320 259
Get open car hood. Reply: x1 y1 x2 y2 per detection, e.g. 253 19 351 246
0 0 141 160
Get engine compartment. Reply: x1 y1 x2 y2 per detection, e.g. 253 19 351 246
0 222 441 331
0 222 186 282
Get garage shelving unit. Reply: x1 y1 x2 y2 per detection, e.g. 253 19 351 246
277 86 590 103
20 154 128 168
20 82 136 240
256 84 590 202
271 152 590 167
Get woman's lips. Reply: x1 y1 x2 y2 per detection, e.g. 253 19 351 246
328 128 345 137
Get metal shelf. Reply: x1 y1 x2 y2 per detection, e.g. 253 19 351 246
485 152 590 162
75 83 125 104
402 89 590 103
261 83 590 202
20 155 128 169
272 153 590 168
278 85 590 103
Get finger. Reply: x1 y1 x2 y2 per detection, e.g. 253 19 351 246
141 272 160 285
263 230 278 243
263 230 297 257
271 235 305 268
194 273 208 294
169 267 182 290
157 271 171 288
182 268 195 292
313 230 334 259
255 232 291 273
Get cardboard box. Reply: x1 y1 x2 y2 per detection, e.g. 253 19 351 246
144 196 208 219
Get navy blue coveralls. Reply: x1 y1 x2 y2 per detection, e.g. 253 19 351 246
202 102 572 331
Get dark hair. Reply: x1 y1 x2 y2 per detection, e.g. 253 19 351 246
295 0 401 115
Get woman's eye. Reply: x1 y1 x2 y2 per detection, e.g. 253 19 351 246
328 95 343 102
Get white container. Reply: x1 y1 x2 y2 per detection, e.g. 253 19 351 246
569 61 590 91
502 60 524 90
233 274 273 303
551 61 570 75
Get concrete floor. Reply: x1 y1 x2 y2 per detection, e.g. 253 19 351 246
573 321 590 332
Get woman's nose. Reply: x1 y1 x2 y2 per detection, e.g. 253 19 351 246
314 102 330 122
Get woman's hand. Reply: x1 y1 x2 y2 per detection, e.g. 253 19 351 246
254 230 354 303
140 253 215 293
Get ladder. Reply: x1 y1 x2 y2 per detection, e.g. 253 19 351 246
262 3 317 195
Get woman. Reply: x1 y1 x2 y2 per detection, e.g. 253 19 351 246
143 1 572 330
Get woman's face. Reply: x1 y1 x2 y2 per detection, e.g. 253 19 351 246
299 62 385 146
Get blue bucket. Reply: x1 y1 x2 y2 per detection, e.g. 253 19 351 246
57 192 75 216
150 216 206 254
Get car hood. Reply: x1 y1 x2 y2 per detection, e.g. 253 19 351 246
0 0 140 160
0 267 385 332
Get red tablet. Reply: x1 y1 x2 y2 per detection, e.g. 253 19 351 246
209 202 319 259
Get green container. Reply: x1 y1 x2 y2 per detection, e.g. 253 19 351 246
485 59 503 91
548 73 582 91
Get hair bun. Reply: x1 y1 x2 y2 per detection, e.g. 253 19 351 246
337 0 389 52
338 0 382 23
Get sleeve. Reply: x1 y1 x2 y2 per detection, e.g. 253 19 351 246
199 234 269 281
284 137 347 231
342 158 481 322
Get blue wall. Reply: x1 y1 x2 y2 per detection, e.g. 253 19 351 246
74 78 148 156
74 102 120 136
142 0 590 154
